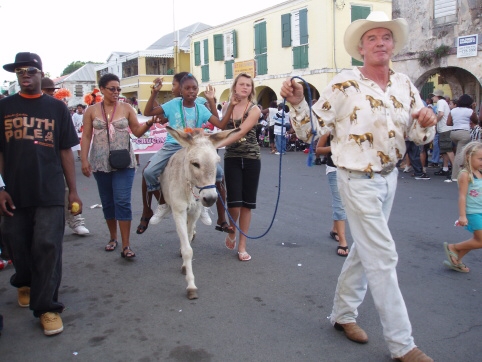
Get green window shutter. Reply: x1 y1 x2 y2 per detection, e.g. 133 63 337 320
421 82 434 100
255 53 267 75
299 9 308 45
293 45 309 69
254 23 261 54
225 60 234 79
213 34 224 61
281 13 291 47
232 30 238 58
352 58 364 66
351 5 370 22
255 22 267 55
201 64 210 82
254 24 259 55
194 41 201 66
301 45 309 68
293 47 301 69
260 22 267 53
350 6 370 65
203 39 209 64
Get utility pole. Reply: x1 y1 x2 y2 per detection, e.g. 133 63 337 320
173 0 178 74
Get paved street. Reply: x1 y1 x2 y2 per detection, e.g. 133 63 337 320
1 148 481 361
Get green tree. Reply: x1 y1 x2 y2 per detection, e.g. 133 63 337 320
61 61 86 76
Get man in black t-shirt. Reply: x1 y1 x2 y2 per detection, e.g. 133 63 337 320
0 52 82 336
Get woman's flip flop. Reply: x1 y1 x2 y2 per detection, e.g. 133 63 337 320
337 246 349 257
238 252 251 261
225 235 236 250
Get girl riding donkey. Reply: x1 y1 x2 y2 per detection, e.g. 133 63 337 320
142 74 222 224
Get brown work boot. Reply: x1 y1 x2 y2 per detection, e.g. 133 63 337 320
40 312 64 336
395 347 433 362
18 286 30 308
334 322 368 344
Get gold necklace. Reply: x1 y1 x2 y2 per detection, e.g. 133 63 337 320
101 101 117 123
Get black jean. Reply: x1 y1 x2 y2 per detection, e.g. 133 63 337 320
2 206 65 317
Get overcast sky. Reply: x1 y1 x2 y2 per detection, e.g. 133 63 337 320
0 0 284 84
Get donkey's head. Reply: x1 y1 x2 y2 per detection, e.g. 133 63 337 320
165 126 240 207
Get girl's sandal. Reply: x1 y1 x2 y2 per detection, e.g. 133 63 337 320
136 215 152 235
215 221 235 234
121 246 136 259
105 239 118 252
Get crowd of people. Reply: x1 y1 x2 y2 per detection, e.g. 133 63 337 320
0 10 481 361
0 52 267 337
400 90 481 183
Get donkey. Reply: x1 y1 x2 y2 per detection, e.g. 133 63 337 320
160 126 239 299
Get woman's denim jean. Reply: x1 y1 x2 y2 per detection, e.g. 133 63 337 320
93 168 135 221
144 143 182 191
327 170 346 221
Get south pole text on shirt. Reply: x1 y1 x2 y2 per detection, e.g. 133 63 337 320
4 116 55 143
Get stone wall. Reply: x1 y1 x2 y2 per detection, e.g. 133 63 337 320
391 0 482 103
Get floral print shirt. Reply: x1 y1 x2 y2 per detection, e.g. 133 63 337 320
290 67 435 174
90 117 136 172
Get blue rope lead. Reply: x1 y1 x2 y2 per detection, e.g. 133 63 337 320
218 76 316 239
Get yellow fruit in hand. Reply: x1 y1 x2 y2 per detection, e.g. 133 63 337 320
71 202 80 214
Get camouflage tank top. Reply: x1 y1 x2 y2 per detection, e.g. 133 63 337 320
224 102 260 160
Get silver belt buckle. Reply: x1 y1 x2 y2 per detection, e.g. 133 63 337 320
379 164 395 176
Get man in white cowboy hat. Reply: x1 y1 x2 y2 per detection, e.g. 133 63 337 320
281 11 436 362
0 52 82 336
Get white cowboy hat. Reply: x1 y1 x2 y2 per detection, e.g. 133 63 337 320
344 11 409 62
428 89 444 97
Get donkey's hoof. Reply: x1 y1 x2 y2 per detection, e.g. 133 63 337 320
187 289 198 300
181 265 186 275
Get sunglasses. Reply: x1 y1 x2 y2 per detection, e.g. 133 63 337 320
105 86 122 93
14 67 42 76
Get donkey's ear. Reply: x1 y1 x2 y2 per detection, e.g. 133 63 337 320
165 126 194 147
208 128 241 148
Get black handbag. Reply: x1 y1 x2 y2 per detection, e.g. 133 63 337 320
109 149 131 169
102 101 131 169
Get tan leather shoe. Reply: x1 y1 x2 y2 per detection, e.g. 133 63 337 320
395 347 433 362
334 322 368 344
18 286 30 308
40 312 64 336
